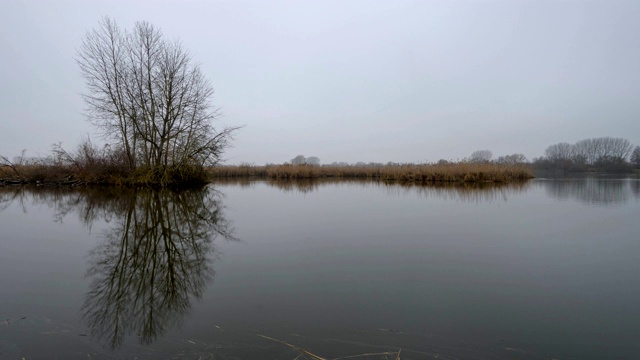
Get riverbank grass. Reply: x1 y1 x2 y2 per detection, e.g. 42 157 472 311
2 161 532 187
0 163 209 187
209 163 533 183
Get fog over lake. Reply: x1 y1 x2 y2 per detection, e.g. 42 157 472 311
2 1 639 163
3 2 640 359
1 176 638 359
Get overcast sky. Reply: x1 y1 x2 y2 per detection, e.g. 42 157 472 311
1 0 639 165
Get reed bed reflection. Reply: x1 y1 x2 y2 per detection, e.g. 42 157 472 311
212 177 531 202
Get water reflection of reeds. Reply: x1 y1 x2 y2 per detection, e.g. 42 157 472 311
383 181 531 203
267 178 375 194
211 178 532 202
211 177 374 194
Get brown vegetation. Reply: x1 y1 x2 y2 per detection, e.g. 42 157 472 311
3 147 532 187
0 163 208 188
2 160 532 187
0 142 208 188
209 163 533 184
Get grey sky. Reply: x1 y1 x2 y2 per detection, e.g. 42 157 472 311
1 1 639 165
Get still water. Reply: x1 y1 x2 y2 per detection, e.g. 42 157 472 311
0 177 638 359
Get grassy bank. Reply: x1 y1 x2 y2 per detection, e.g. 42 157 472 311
209 163 533 183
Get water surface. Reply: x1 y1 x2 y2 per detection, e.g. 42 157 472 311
0 177 638 359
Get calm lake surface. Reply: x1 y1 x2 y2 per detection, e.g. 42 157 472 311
1 176 639 359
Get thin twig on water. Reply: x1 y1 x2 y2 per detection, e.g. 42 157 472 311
258 334 326 360
258 334 402 360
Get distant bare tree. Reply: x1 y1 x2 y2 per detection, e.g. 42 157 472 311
290 155 306 165
573 138 597 165
495 153 527 164
574 137 633 165
603 137 633 160
469 150 492 163
306 156 320 166
288 155 320 165
544 143 575 163
77 17 238 184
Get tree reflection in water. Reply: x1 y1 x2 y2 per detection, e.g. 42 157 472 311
80 187 236 349
542 177 640 206
0 186 236 348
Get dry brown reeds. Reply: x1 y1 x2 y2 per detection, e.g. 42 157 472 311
0 162 132 187
208 163 269 177
1 147 208 187
3 158 533 187
209 163 533 184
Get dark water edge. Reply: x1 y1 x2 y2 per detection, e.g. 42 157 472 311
1 177 639 359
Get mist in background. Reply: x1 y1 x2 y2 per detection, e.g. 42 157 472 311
1 0 639 164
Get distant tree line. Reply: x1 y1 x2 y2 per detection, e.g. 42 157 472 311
269 139 640 176
534 137 639 172
446 150 528 165
281 151 530 168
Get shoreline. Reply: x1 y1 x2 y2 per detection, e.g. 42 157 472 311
209 163 534 184
3 163 535 187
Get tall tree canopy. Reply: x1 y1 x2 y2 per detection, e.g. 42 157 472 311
77 17 237 184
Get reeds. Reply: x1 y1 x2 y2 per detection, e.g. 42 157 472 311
0 162 132 187
3 161 533 187
1 140 210 187
0 163 208 188
209 163 533 184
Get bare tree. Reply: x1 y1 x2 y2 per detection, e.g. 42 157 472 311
469 149 492 163
77 17 238 184
290 155 306 165
495 153 527 164
603 137 633 160
305 156 320 166
289 155 320 165
544 142 575 164
573 138 600 165
573 137 633 165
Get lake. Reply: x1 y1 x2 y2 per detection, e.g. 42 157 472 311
0 176 639 359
